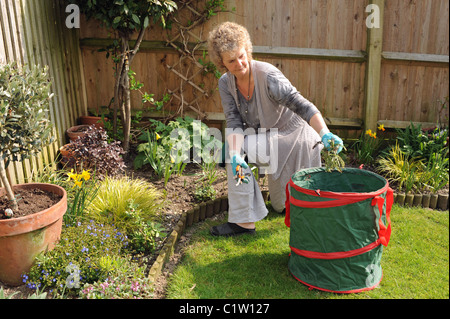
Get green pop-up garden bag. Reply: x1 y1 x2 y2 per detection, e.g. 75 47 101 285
285 167 393 293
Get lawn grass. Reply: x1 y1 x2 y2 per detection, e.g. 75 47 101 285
165 204 449 299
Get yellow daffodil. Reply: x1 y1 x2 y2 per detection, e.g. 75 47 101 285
67 169 77 181
80 169 91 181
155 132 161 141
378 124 385 131
365 129 377 138
170 155 175 164
73 180 83 188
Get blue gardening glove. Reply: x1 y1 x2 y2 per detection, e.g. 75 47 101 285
231 153 248 176
321 132 344 154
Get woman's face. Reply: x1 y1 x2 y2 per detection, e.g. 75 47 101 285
221 47 250 78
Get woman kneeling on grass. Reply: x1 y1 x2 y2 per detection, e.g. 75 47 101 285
207 22 343 237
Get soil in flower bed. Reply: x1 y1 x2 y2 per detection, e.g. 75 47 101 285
0 188 62 219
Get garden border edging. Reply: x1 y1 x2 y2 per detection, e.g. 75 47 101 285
393 192 448 210
147 195 228 284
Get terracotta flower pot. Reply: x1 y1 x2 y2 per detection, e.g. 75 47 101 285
0 183 67 286
66 124 90 141
79 116 106 128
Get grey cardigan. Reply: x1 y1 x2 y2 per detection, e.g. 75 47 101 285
219 60 320 131
219 60 322 180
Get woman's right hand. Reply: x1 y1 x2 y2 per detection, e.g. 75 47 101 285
231 153 248 176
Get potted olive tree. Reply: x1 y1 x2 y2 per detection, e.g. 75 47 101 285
0 62 68 286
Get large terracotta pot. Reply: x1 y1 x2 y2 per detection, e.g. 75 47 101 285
0 183 67 286
66 124 90 141
79 115 105 128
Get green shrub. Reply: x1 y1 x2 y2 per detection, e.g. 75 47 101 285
418 149 449 192
134 116 222 174
396 122 448 161
122 200 166 254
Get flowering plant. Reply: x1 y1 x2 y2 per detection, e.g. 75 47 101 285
79 275 153 299
352 124 386 165
65 169 99 224
22 220 130 297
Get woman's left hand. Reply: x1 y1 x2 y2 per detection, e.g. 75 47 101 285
321 132 344 153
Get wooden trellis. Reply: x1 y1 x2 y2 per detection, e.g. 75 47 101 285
163 0 220 119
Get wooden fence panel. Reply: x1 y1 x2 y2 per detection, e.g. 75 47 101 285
378 0 449 129
1 0 448 188
0 0 85 186
77 0 448 135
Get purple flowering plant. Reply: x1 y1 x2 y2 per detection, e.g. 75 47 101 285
22 220 132 297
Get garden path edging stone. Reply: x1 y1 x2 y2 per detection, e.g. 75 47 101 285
147 196 228 285
393 192 448 210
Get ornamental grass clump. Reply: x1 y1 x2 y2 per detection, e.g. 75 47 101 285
87 176 166 253
22 220 131 297
88 175 164 224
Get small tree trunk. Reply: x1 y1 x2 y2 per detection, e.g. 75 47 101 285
117 33 131 152
0 155 17 211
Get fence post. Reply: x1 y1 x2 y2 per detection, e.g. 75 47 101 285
363 0 385 132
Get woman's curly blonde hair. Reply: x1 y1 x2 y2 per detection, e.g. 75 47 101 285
207 22 253 72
